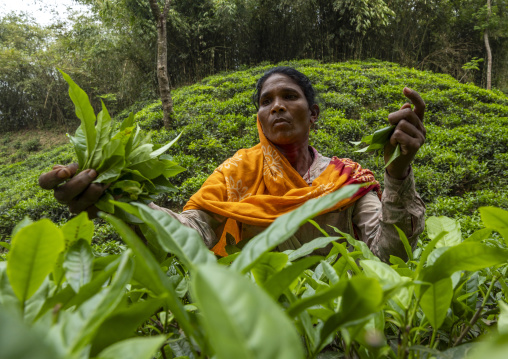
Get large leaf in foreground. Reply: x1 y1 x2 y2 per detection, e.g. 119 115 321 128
192 263 304 359
231 184 361 273
113 202 216 270
419 277 453 329
319 277 384 348
420 242 508 284
96 336 166 359
63 239 94 293
7 219 64 303
98 212 199 347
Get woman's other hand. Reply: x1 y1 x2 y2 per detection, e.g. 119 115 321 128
384 87 426 179
38 163 107 218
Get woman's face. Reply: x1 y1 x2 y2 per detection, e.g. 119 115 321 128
257 74 318 147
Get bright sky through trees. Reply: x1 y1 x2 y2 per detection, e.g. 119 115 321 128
0 0 88 25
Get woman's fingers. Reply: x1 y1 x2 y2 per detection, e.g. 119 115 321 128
39 163 79 189
403 87 425 121
68 182 107 214
388 108 425 134
53 169 98 204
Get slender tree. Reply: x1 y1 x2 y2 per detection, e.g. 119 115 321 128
485 0 493 89
148 0 173 129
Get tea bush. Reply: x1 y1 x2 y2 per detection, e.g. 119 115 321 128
1 59 508 247
1 193 507 358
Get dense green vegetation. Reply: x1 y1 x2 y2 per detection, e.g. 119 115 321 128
1 186 508 358
3 60 507 247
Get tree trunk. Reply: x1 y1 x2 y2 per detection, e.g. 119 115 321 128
485 0 492 90
148 0 173 129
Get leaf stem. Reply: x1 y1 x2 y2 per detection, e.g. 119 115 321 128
453 275 499 346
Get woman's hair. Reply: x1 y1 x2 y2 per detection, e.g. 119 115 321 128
252 66 316 110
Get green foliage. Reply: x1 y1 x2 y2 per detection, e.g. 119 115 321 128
60 70 185 215
1 60 508 249
1 190 507 358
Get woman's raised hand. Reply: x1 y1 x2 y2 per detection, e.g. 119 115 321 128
38 164 108 218
384 87 426 179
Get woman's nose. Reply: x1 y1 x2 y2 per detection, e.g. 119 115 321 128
270 98 286 114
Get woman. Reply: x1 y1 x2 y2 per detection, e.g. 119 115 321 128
39 67 426 261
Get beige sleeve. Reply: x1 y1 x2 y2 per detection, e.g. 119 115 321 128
352 169 425 262
147 203 226 249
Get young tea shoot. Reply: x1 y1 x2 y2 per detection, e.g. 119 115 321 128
351 125 401 168
60 69 185 214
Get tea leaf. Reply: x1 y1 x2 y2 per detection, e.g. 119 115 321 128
7 219 64 304
419 277 453 329
192 263 304 359
95 336 166 359
63 239 93 293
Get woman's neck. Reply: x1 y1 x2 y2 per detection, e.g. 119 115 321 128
275 143 314 177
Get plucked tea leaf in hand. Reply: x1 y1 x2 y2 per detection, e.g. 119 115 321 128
352 125 401 168
60 70 184 213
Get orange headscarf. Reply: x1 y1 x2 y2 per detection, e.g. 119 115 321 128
184 118 380 256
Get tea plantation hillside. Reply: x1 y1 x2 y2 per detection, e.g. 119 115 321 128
1 59 508 251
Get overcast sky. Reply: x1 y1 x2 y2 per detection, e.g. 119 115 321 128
0 0 89 26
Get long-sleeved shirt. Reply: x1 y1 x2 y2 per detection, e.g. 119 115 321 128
149 149 425 262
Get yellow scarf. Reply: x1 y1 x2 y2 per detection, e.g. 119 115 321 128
184 119 380 256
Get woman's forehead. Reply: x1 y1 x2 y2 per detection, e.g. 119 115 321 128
260 74 303 97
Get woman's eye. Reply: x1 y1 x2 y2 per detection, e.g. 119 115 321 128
261 98 271 105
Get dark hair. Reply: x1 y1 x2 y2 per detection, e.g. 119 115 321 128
252 66 317 110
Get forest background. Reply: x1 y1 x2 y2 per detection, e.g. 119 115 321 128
2 0 508 132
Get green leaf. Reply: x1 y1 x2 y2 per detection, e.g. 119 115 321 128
91 298 165 353
59 69 97 163
96 193 116 213
331 242 362 275
464 228 493 242
96 336 166 359
480 207 508 244
191 263 304 359
413 231 448 278
498 301 508 335
65 251 134 355
393 225 413 261
90 101 113 169
420 242 508 284
263 256 321 299
63 239 93 293
426 216 462 248
6 219 65 304
287 280 347 318
360 260 409 292
419 277 453 329
11 216 33 237
120 112 134 131
384 143 401 168
231 184 361 273
98 212 198 346
113 202 216 270
286 236 341 262
69 128 87 170
150 132 182 158
331 227 377 261
61 212 94 246
251 252 288 286
319 277 384 346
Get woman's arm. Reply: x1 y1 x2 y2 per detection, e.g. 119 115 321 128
352 168 425 262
